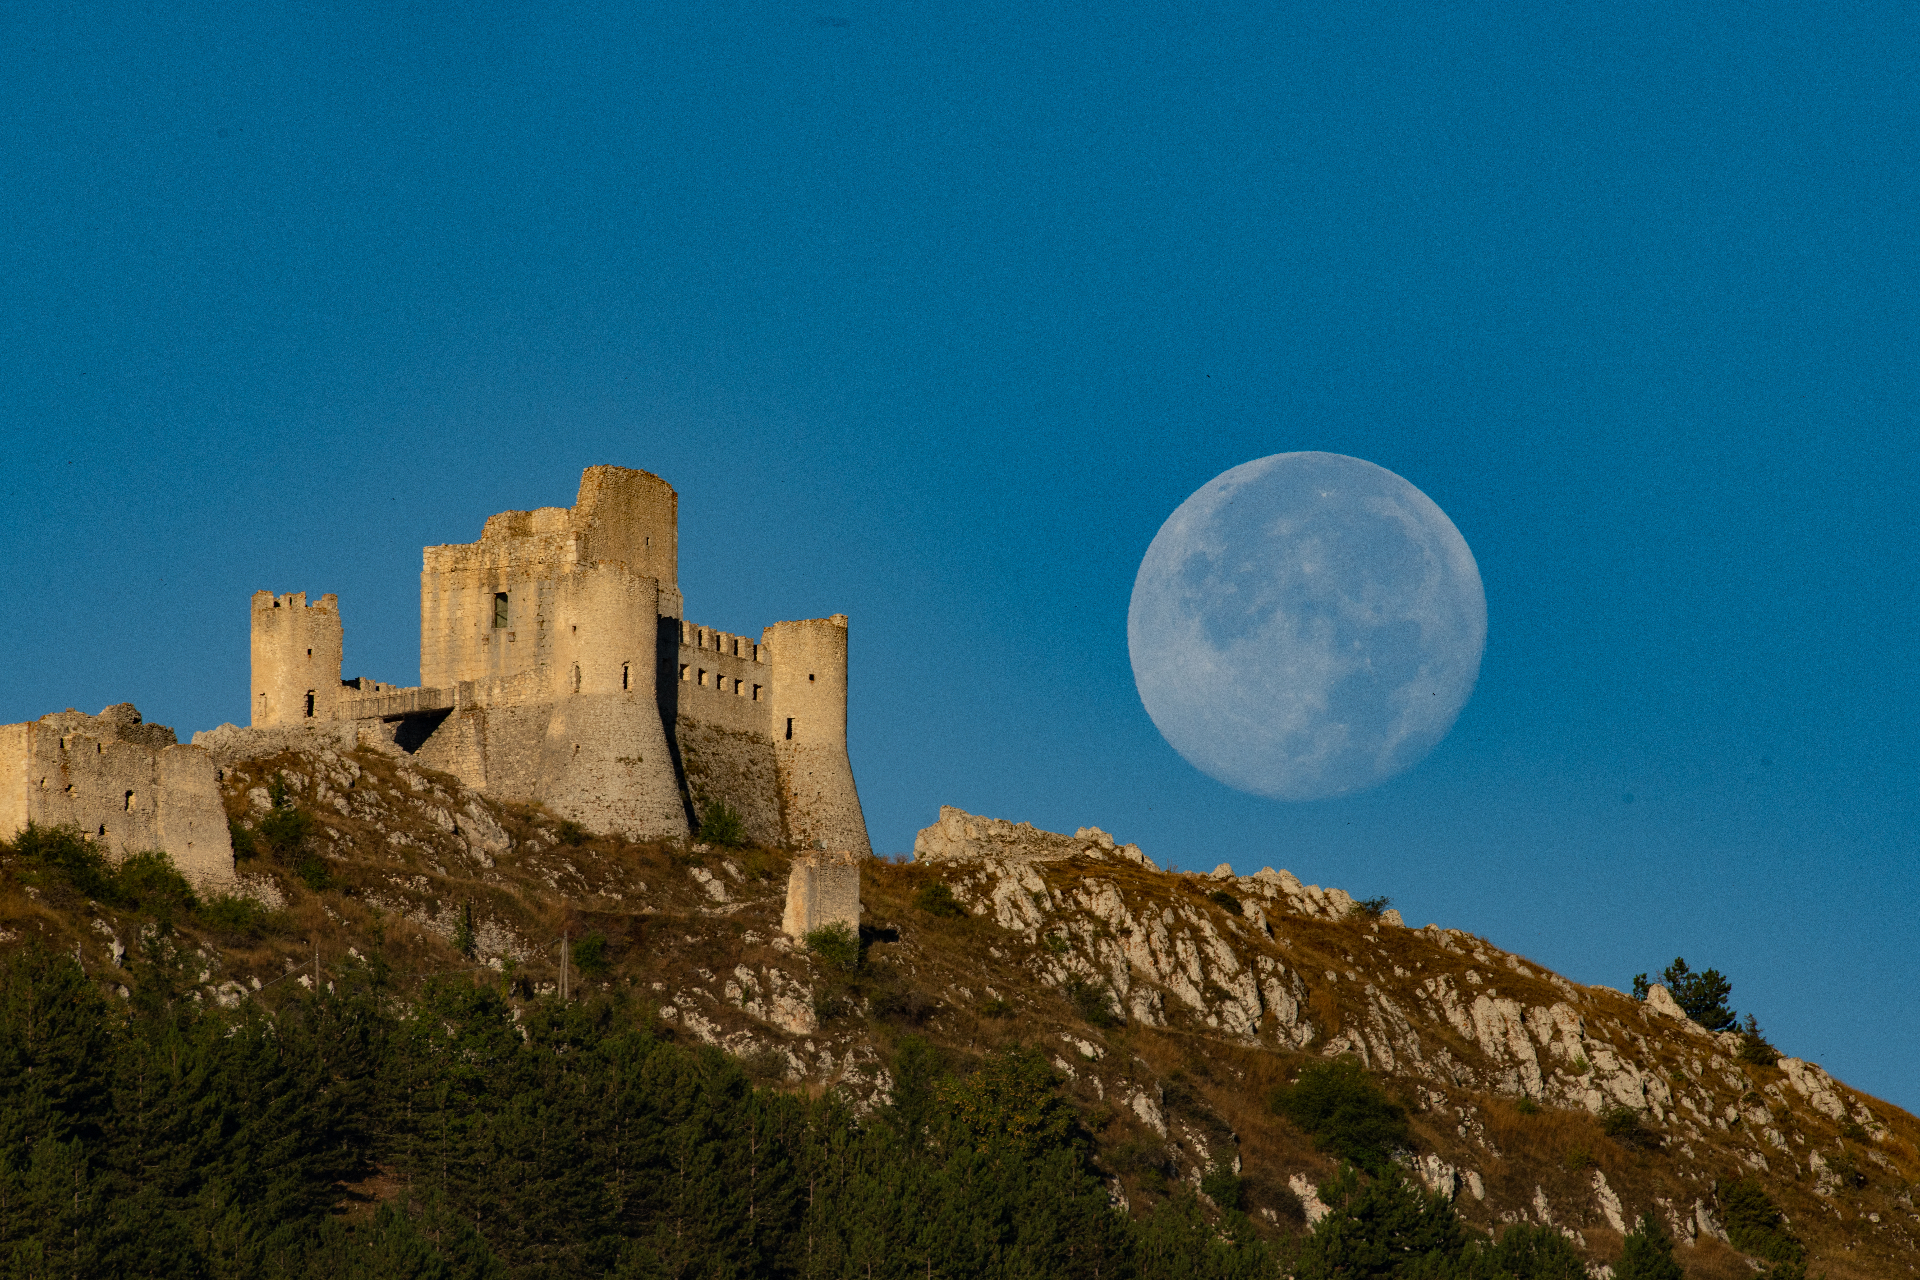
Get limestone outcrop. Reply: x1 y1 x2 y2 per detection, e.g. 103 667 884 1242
912 805 1159 869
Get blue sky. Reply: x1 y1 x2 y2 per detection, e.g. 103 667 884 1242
3 1 1916 1108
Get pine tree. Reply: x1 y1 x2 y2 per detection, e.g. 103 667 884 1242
1615 1212 1685 1280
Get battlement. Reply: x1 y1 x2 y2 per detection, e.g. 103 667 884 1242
245 464 868 853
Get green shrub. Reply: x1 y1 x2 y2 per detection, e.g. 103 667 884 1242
980 997 1013 1019
1043 932 1070 955
197 892 274 940
696 801 746 847
228 816 258 859
804 921 861 973
1292 1166 1467 1279
1207 890 1243 916
454 904 477 959
1514 1097 1540 1115
1736 1014 1781 1066
1720 1176 1805 1265
1632 957 1736 1031
114 850 197 920
1064 976 1121 1029
571 931 609 976
3 822 117 901
1269 1057 1412 1175
1350 895 1392 920
554 818 589 846
1199 1163 1245 1210
1601 1104 1657 1150
1615 1213 1684 1280
1483 1222 1589 1280
913 880 968 919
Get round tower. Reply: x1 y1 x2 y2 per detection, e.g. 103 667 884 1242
766 614 871 855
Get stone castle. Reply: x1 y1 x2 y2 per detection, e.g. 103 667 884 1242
1 464 871 889
250 464 871 854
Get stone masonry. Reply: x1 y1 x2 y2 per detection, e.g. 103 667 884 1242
0 704 234 892
781 850 862 940
232 465 872 854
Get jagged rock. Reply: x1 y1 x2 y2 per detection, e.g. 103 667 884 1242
1643 982 1688 1021
913 806 1158 869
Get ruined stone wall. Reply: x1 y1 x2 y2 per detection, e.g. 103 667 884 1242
767 616 871 855
251 592 344 726
675 717 781 846
781 850 862 939
1 705 233 891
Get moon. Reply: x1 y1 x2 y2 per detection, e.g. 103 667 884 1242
1128 452 1486 801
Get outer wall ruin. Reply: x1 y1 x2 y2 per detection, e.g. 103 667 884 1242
0 704 234 892
247 465 872 856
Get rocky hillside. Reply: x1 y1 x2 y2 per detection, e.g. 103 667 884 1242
6 728 1915 1279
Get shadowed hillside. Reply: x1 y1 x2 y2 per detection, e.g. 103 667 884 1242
1 732 1912 1278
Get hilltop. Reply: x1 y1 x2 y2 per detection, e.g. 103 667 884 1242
3 727 1914 1278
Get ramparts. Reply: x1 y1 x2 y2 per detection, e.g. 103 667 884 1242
245 465 872 855
0 704 234 892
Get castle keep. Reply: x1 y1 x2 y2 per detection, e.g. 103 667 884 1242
251 465 871 854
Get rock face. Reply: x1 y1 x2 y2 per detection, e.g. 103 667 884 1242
913 806 1159 869
783 850 862 939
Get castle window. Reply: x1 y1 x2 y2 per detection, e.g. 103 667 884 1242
735 679 746 697
785 717 794 740
572 664 582 693
305 690 316 718
698 669 708 687
752 684 761 701
306 648 312 658
808 673 816 682
493 593 509 628
622 663 629 690
124 791 134 811
680 664 690 682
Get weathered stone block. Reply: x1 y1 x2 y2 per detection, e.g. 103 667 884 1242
782 850 862 939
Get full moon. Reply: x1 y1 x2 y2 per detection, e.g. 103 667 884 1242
1128 452 1486 801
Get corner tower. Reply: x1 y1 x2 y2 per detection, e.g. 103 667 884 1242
766 615 871 855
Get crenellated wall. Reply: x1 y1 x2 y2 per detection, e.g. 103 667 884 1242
240 465 868 854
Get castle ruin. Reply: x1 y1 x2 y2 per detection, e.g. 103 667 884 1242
249 465 871 854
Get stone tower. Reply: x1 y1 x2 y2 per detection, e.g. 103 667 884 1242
245 465 870 854
250 592 344 726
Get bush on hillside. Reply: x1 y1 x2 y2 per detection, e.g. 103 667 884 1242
1207 890 1243 916
1632 956 1736 1031
1064 975 1122 1029
1615 1212 1685 1280
695 800 746 847
913 880 967 919
1350 895 1393 920
1269 1057 1412 1175
1721 1176 1805 1266
1736 1014 1782 1066
803 921 861 973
